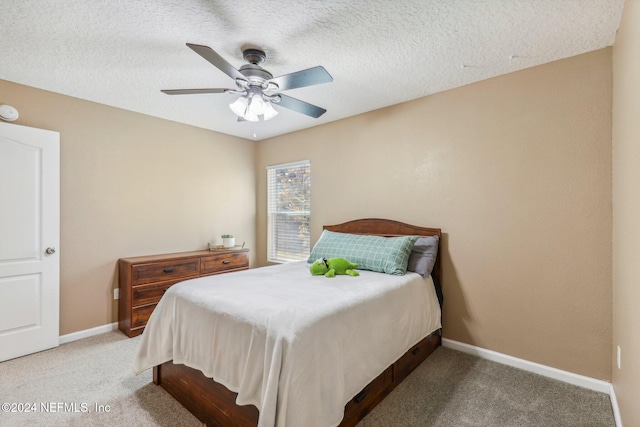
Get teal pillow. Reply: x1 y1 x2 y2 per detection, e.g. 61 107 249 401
308 230 419 275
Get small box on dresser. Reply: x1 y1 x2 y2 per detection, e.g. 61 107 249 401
118 248 249 338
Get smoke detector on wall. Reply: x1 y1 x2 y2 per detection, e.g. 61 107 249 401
0 105 19 122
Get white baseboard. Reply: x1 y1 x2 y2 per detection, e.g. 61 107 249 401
442 338 623 427
442 338 611 393
609 384 623 427
58 322 119 345
442 338 622 427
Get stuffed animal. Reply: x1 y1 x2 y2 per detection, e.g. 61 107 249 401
310 257 359 278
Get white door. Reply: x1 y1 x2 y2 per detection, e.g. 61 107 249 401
0 122 60 362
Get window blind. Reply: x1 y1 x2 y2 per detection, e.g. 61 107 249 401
267 160 311 263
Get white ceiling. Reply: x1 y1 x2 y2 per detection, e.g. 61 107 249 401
1 0 624 141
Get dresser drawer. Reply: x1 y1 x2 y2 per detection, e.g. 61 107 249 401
131 258 200 285
132 279 183 307
131 303 158 329
393 333 441 383
200 252 248 275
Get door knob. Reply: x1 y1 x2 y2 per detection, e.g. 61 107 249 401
45 247 56 255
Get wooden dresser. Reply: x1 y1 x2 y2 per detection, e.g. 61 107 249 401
118 248 249 337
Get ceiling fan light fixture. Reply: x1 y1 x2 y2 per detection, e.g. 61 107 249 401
163 43 333 124
263 102 278 120
247 93 267 116
229 91 278 121
243 110 260 122
229 96 249 116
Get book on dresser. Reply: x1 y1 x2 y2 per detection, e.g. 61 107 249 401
118 248 249 337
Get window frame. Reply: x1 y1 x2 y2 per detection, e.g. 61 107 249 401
266 160 311 263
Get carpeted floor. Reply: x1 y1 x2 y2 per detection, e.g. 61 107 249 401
0 331 615 426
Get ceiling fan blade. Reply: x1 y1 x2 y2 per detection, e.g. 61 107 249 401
161 88 229 95
275 94 327 118
268 66 333 91
186 43 245 82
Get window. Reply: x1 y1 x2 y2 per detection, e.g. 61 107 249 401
267 160 311 262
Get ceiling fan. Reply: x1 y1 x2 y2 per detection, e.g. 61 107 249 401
162 43 333 122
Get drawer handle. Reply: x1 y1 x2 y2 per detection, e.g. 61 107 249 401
222 260 231 265
412 347 420 355
163 268 175 273
354 390 367 403
136 286 170 294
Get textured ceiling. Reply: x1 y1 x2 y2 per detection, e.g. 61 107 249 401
1 0 624 141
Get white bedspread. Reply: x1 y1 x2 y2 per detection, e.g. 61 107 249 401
133 261 441 427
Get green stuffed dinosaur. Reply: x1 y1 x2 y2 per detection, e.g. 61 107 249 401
310 257 359 278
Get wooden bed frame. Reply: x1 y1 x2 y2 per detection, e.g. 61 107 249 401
152 218 442 427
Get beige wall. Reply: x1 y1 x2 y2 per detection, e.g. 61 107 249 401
612 0 640 425
256 49 612 380
0 80 256 335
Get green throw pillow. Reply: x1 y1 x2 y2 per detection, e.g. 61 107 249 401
308 230 418 275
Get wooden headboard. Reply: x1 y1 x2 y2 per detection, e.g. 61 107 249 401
323 218 442 285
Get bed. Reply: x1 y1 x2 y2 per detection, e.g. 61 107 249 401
133 218 442 427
